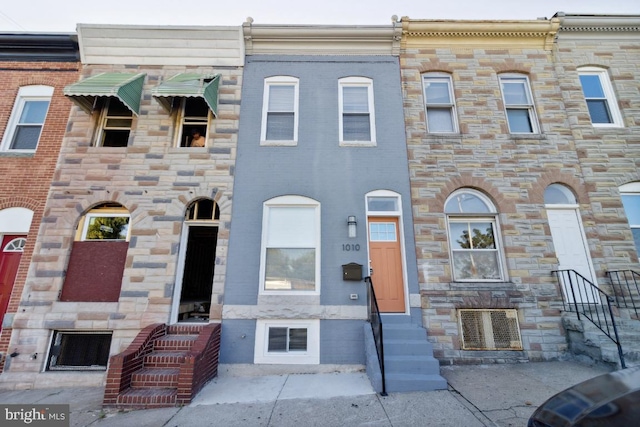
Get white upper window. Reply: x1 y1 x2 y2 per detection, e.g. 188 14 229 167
339 77 376 146
95 99 133 147
423 73 457 133
578 67 623 127
260 196 320 294
177 98 210 147
1 85 53 152
261 76 299 145
499 74 539 134
445 189 505 282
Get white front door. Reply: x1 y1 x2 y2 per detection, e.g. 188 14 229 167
547 208 598 303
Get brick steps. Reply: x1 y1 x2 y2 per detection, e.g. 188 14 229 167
103 323 221 409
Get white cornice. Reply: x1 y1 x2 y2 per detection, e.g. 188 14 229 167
555 14 640 41
242 20 401 56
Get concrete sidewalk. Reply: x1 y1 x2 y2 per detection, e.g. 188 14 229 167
0 361 611 427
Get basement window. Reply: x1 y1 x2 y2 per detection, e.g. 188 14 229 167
459 309 522 350
47 331 112 371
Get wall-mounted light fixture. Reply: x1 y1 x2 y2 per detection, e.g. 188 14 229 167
347 215 357 238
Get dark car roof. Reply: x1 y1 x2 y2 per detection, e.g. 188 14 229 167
529 366 640 426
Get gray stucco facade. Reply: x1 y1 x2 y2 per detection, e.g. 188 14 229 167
222 54 418 370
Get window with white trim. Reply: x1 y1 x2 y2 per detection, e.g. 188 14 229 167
95 99 133 147
47 331 112 371
445 189 505 281
254 319 319 364
261 76 298 145
260 196 320 294
177 97 210 147
76 204 131 242
339 77 376 145
499 74 538 134
620 183 640 258
423 73 457 133
1 85 53 152
578 67 623 127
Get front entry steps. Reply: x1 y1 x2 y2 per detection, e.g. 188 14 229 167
380 315 447 392
103 323 221 409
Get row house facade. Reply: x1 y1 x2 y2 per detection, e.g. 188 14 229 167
401 14 640 366
1 24 244 394
0 33 79 371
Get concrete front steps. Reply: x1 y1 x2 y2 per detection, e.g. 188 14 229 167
381 315 447 392
562 311 640 369
103 323 221 409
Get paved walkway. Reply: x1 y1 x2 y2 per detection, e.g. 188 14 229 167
0 361 611 426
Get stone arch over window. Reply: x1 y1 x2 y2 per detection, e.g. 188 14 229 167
444 189 506 282
61 202 130 302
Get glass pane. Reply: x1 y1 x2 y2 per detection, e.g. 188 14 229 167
184 97 208 117
19 100 49 124
424 81 451 104
10 126 41 150
268 85 295 111
266 112 295 140
102 130 130 147
449 221 495 249
343 86 369 113
579 75 605 98
107 101 132 117
427 107 454 132
85 216 130 240
506 109 533 133
502 80 529 105
544 184 576 204
452 250 501 280
586 100 612 124
267 207 315 247
445 192 492 213
288 328 307 351
343 114 371 141
633 228 640 259
369 222 396 242
268 328 287 352
367 197 398 212
265 248 315 291
621 195 640 226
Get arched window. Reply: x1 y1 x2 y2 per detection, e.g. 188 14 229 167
445 189 505 281
544 184 577 205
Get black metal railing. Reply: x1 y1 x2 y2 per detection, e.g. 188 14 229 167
365 276 387 396
607 270 640 318
553 269 626 369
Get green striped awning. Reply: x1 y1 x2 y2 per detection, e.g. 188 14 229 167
152 73 220 117
63 73 146 115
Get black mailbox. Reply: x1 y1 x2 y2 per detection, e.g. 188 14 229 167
342 263 363 281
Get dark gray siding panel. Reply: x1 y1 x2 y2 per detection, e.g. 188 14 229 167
320 320 365 364
219 319 257 363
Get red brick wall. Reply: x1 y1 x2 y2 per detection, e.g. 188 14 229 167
0 61 79 368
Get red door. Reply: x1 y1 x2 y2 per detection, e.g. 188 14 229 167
0 235 26 332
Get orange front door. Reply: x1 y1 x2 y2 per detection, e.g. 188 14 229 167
368 217 405 312
0 235 25 332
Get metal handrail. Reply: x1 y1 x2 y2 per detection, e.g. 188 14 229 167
553 269 626 369
365 276 387 396
607 269 640 318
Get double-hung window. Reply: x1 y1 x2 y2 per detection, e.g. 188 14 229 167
1 85 53 153
499 74 538 134
423 73 457 133
620 183 640 259
96 99 133 147
445 189 505 281
261 76 298 145
260 196 320 294
254 319 320 364
578 67 623 127
339 77 376 145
